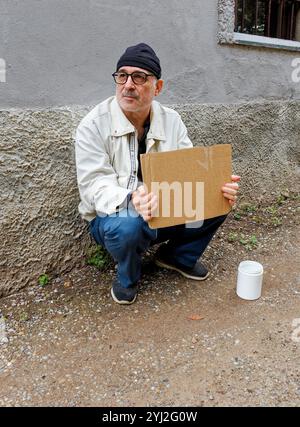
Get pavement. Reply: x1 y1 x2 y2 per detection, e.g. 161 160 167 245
0 196 299 407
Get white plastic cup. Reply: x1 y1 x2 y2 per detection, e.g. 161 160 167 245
236 261 263 300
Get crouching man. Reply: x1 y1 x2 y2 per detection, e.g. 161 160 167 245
75 43 240 304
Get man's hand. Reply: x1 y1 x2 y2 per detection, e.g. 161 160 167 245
221 175 241 207
131 185 158 222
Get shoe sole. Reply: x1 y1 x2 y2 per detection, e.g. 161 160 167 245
155 259 209 281
111 288 137 305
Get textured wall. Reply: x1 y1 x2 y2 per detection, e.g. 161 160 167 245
0 100 299 296
0 108 90 296
0 0 300 108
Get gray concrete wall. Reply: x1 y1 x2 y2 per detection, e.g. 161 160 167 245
1 101 299 296
0 0 300 108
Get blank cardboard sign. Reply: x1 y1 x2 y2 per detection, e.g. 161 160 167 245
141 144 232 229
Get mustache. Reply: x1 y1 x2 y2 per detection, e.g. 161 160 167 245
122 91 138 99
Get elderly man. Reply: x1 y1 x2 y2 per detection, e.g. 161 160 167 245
75 43 239 305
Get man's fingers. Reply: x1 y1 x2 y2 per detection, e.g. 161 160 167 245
132 188 158 220
221 176 240 207
140 193 157 206
224 183 239 189
140 198 157 214
140 198 158 221
133 190 153 207
222 186 238 196
138 191 154 204
223 193 237 201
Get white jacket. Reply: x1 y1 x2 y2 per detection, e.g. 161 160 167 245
75 96 193 221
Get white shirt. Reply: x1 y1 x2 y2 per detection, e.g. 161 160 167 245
75 96 192 221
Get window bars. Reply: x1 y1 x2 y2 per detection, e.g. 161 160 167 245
235 0 300 40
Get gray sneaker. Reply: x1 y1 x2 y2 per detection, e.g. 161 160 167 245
155 250 209 281
111 280 138 305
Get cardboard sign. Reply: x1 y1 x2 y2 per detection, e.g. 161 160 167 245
141 144 232 229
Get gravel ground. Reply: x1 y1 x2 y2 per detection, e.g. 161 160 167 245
0 194 299 407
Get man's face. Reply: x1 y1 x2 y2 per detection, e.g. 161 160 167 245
115 66 163 115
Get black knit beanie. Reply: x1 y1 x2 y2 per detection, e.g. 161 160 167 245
116 43 161 79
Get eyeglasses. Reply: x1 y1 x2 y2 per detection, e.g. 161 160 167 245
112 71 154 85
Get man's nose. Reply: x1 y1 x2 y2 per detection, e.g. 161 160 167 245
124 75 136 89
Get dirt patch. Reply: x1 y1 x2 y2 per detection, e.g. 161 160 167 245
0 194 299 406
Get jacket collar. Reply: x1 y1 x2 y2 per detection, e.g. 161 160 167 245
148 100 166 141
110 96 166 141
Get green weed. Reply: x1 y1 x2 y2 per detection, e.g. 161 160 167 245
87 245 111 270
265 206 278 215
276 195 286 205
239 202 257 214
228 232 239 243
38 274 50 287
228 232 258 251
271 217 282 227
264 204 283 227
239 234 258 251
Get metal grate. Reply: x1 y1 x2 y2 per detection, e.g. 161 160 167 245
235 0 300 40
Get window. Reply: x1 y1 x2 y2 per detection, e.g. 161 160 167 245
218 0 300 51
235 0 300 41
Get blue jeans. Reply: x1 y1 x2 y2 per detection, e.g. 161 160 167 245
90 210 227 288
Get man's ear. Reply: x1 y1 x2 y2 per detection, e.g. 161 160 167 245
154 79 164 96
